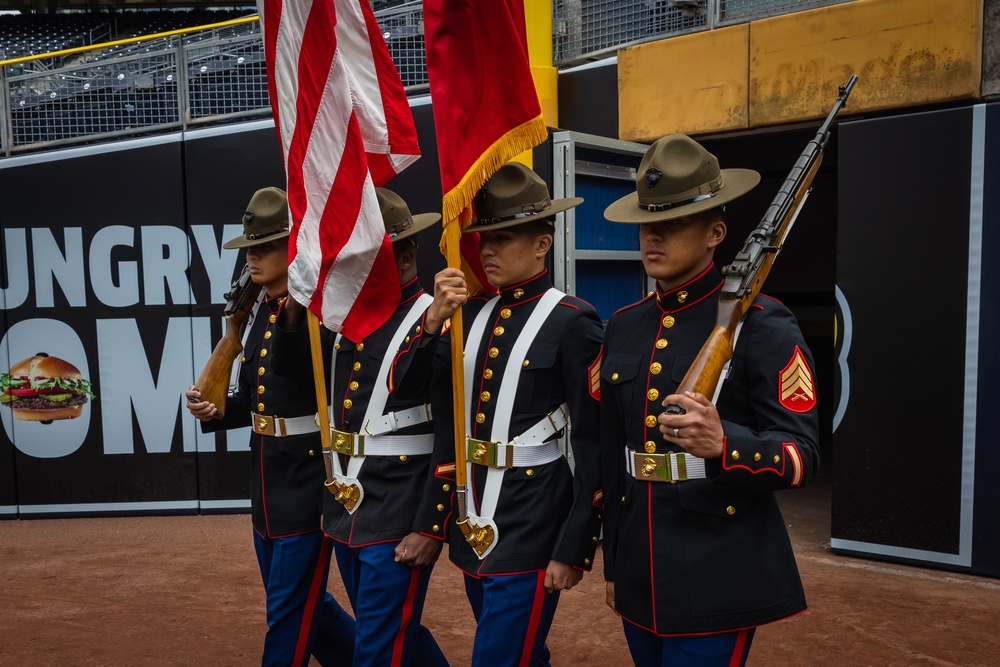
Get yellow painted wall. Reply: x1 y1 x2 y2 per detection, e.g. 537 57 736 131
617 0 984 141
619 26 750 141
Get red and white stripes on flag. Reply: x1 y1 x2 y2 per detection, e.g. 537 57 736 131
258 0 420 341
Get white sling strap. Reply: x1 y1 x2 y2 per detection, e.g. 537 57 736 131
328 294 433 514
464 288 565 558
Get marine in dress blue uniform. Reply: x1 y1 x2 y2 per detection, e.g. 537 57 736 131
391 164 605 667
186 187 354 667
272 189 448 667
600 136 821 667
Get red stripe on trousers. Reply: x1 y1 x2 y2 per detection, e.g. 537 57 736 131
293 537 332 666
390 566 422 666
517 571 547 667
728 628 751 667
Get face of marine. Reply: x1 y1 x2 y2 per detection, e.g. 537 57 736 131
639 213 726 292
245 238 289 296
478 227 552 289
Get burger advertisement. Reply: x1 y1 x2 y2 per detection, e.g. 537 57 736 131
1 354 95 423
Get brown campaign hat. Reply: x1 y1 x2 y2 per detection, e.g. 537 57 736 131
378 188 441 242
223 187 291 249
604 134 760 224
465 162 582 233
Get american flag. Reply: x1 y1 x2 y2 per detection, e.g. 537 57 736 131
258 0 420 341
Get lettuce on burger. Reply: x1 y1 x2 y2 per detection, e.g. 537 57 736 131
0 354 95 422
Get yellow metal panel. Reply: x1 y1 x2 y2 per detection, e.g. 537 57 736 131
618 25 750 142
750 0 984 126
524 0 553 67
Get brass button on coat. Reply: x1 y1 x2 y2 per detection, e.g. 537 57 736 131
357 342 365 352
726 505 736 515
662 316 675 328
494 326 505 336
645 415 657 428
480 391 491 402
260 349 267 357
489 347 499 359
268 314 277 323
644 441 656 453
257 402 265 412
343 399 353 409
655 338 668 349
754 452 762 462
432 525 440 532
349 381 359 391
258 367 265 376
399 455 407 462
483 369 493 380
353 362 361 371
650 362 662 375
476 413 486 424
257 385 265 395
263 331 272 340
442 484 450 491
611 373 619 381
522 360 530 368
647 388 659 401
526 469 534 476
437 504 445 511
500 308 512 319
774 455 781 464
732 450 740 460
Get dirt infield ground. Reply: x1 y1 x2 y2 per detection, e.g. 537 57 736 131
2 475 999 666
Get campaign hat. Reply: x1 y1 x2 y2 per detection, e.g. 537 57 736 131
223 187 291 249
604 134 760 224
379 188 441 242
465 162 582 233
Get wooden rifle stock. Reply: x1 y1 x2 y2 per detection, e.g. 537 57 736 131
193 265 262 418
665 75 857 414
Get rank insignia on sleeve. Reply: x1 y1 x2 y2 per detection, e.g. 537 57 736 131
588 349 602 401
778 345 816 412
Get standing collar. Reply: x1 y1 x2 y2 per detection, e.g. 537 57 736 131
654 264 723 313
497 270 552 306
400 276 424 305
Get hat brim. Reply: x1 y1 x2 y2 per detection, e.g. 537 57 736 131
223 229 291 249
464 197 583 233
390 212 441 243
603 169 760 224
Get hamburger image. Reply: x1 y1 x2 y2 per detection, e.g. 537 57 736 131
0 354 95 423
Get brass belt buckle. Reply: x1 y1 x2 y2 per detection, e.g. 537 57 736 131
254 414 276 436
467 438 495 467
330 429 361 456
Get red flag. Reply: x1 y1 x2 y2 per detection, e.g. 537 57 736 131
423 0 547 295
259 0 420 341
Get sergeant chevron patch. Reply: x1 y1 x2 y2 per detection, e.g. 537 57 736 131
778 345 816 412
588 350 602 401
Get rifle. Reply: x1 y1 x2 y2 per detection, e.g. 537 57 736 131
191 264 262 418
665 75 857 415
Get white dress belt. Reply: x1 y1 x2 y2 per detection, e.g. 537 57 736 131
625 447 707 483
251 413 319 437
363 403 433 437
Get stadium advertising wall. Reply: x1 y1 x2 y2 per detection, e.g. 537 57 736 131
832 102 1000 577
0 122 286 517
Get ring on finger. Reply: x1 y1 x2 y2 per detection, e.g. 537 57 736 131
673 427 680 438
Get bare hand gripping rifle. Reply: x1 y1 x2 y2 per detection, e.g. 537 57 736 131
191 264 262 418
665 75 857 415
